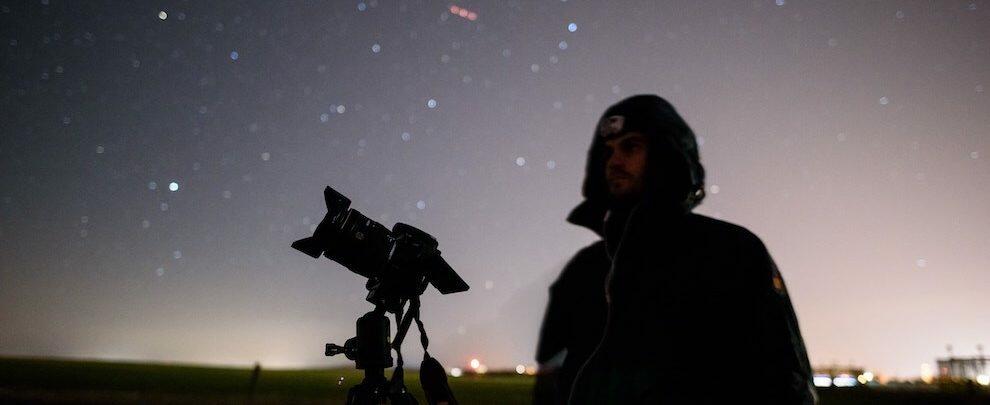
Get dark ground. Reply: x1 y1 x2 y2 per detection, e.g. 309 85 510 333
1 357 989 404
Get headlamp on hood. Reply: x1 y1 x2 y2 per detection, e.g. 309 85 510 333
598 115 626 139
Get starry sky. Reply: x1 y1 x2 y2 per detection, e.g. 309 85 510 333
1 1 988 379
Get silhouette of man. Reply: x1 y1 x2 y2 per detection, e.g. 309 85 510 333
535 95 817 404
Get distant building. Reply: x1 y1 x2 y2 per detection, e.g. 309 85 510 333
937 356 988 380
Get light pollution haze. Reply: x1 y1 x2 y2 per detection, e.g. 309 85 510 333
1 1 988 379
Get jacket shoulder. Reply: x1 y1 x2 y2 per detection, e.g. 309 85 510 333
570 239 609 262
684 213 766 248
550 240 609 291
683 213 778 286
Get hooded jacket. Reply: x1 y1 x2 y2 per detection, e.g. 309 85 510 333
535 95 817 404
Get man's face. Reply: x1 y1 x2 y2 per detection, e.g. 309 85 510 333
604 131 649 203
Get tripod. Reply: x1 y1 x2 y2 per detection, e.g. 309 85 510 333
292 186 465 404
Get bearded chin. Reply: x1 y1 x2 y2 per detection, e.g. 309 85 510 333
606 185 644 209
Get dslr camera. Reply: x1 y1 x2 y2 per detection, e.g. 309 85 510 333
292 186 468 312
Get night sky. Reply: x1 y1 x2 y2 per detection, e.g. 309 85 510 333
1 1 988 379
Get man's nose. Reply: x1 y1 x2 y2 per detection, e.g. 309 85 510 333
607 153 625 170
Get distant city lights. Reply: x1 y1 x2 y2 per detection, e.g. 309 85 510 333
452 359 537 376
466 358 488 374
813 374 832 388
832 374 858 387
920 363 934 383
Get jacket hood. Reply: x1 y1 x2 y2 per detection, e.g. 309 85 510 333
567 94 706 236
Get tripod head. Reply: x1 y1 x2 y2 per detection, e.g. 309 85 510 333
325 307 393 370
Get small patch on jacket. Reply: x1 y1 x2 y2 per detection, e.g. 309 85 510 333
772 273 786 295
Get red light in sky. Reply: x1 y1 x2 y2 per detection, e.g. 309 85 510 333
449 5 478 21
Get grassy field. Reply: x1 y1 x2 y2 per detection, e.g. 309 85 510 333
2 357 989 404
0 357 530 404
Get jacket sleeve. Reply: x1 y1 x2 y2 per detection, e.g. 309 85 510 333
536 279 570 365
747 234 819 405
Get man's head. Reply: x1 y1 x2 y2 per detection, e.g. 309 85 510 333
568 95 707 234
604 131 649 204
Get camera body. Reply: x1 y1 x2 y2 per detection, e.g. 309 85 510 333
292 186 468 313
